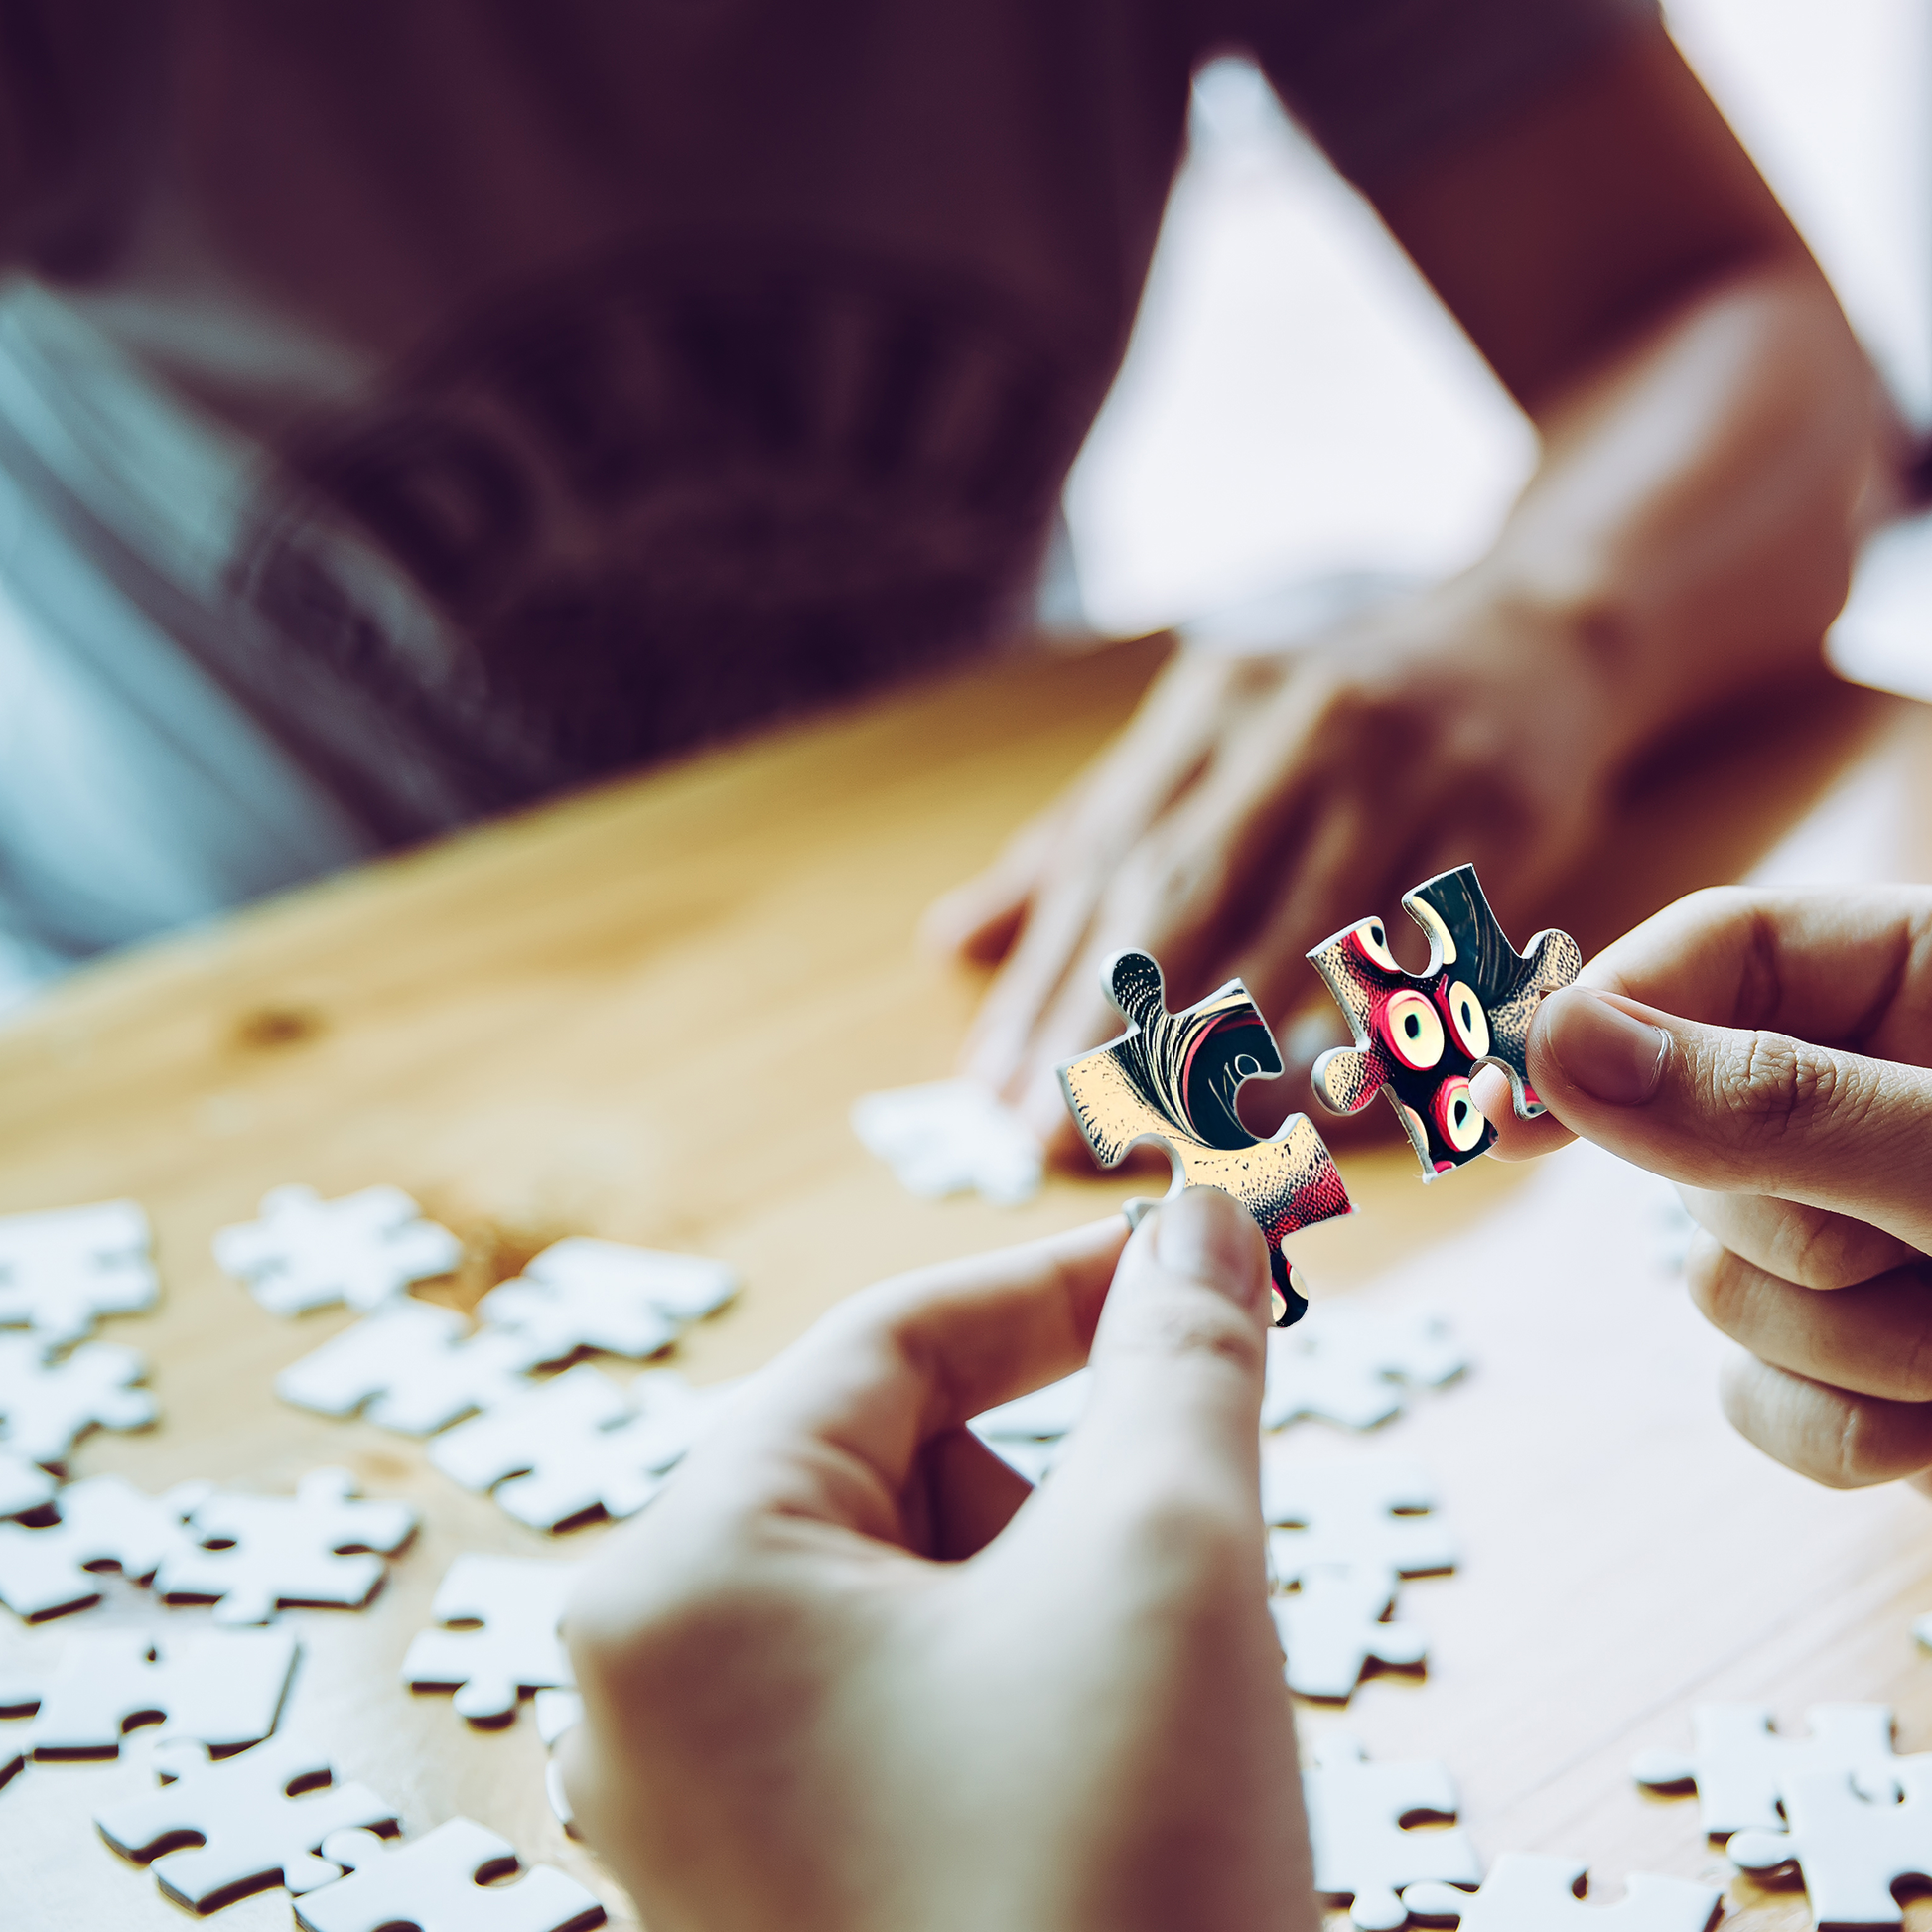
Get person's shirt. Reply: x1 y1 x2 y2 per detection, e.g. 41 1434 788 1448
0 0 1653 849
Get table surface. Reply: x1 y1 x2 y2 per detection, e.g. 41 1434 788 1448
2 634 1931 1931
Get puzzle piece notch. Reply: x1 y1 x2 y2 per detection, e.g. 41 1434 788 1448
1272 1565 1427 1702
215 1184 463 1317
155 1467 418 1625
1402 1853 1722 1932
1058 950 1353 1326
1262 1306 1467 1433
0 1333 157 1466
0 1198 159 1345
850 1078 1044 1207
298 1817 607 1932
0 1472 208 1620
1264 1456 1458 1587
96 1731 401 1911
1630 1702 1898 1840
402 1553 583 1725
1304 1731 1482 1929
27 1625 298 1758
1308 864 1581 1178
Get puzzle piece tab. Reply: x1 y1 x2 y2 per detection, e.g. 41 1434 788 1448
1271 1565 1427 1702
215 1184 463 1317
297 1817 607 1932
0 1198 158 1345
0 1334 157 1466
0 1472 207 1620
97 1731 400 1912
1308 864 1581 1176
401 1553 582 1725
1058 951 1352 1325
1264 1456 1457 1587
1402 1853 1722 1932
155 1467 418 1624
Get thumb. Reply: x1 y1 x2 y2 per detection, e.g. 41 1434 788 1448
1525 985 1932 1251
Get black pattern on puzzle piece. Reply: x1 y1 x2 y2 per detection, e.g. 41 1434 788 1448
1307 864 1582 1178
1057 951 1352 1327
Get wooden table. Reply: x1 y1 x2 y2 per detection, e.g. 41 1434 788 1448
1 633 1929 1930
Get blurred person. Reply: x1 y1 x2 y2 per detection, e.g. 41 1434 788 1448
0 2 1877 1023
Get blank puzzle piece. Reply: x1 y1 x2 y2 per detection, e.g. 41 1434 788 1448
0 1198 158 1345
277 1300 543 1436
1272 1566 1427 1702
1630 1702 1897 1839
156 1467 419 1624
480 1236 739 1365
0 1472 207 1620
1262 1306 1466 1433
297 1817 607 1932
850 1078 1044 1206
1308 864 1582 1176
1305 1732 1482 1929
0 1447 56 1519
97 1731 401 1912
1058 951 1352 1325
1265 1457 1457 1587
1403 1853 1722 1932
1727 1757 1932 1928
0 1334 157 1466
1 1635 48 1787
27 1624 298 1758
402 1553 583 1725
215 1184 463 1317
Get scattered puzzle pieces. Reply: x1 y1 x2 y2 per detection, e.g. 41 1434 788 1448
1057 950 1352 1325
0 1447 55 1520
479 1237 739 1364
1630 1702 1897 1840
1271 1566 1427 1702
276 1300 543 1436
1402 1853 1722 1931
1265 1457 1457 1587
155 1467 418 1624
1262 1306 1466 1432
1308 864 1581 1176
214 1184 462 1317
401 1553 582 1725
27 1624 298 1758
297 1817 607 1932
0 1334 157 1466
97 1731 401 1912
0 1472 207 1620
851 1078 1044 1206
1304 1732 1482 1929
0 1199 158 1345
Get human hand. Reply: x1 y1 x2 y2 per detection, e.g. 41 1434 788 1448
558 1189 1311 1932
925 580 1620 1153
1469 886 1932 1489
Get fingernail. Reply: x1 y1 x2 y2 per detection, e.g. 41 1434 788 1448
1542 988 1669 1105
1155 1187 1264 1308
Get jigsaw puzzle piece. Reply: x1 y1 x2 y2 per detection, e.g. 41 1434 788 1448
0 1199 158 1345
1308 864 1581 1176
1630 1702 1897 1840
1057 950 1352 1325
97 1731 401 1911
851 1078 1044 1206
480 1237 739 1364
1305 1732 1482 1929
402 1553 582 1725
534 1689 587 1835
27 1625 298 1758
1262 1306 1466 1433
0 1447 56 1520
215 1184 463 1317
1401 1853 1722 1931
0 1472 207 1620
297 1817 606 1932
0 1634 47 1787
1271 1566 1426 1702
1264 1456 1457 1587
155 1468 418 1624
0 1333 157 1466
969 1369 1090 1479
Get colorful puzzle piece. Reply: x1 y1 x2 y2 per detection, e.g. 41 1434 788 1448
1262 1306 1467 1433
1271 1565 1427 1702
154 1467 418 1624
1264 1456 1457 1587
0 1199 158 1345
401 1553 582 1725
1402 1853 1722 1931
0 1334 157 1466
214 1184 463 1317
96 1732 401 1912
297 1817 607 1932
0 1472 207 1620
1058 951 1352 1325
1727 1759 1932 1927
1308 864 1582 1176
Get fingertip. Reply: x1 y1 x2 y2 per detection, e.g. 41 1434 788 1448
1152 1186 1271 1317
1471 1060 1577 1162
918 879 1022 963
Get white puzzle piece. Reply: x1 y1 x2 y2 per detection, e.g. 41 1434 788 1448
401 1553 583 1725
1262 1306 1466 1432
0 1199 158 1345
155 1468 418 1624
482 1236 739 1360
276 1300 543 1436
1304 1732 1482 1930
851 1078 1043 1206
1264 1456 1457 1587
0 1447 56 1519
534 1689 586 1835
0 1472 207 1619
1630 1702 1897 1839
1727 1758 1932 1929
297 1817 607 1932
1271 1566 1427 1702
215 1184 463 1317
27 1625 298 1758
1402 1853 1722 1931
0 1636 45 1787
0 1334 157 1465
96 1731 401 1912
